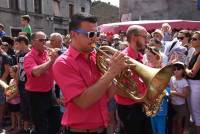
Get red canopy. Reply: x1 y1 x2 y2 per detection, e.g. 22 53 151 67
99 20 200 34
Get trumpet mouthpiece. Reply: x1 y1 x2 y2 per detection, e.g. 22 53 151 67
91 43 96 48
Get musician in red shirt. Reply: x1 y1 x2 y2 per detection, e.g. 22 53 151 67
115 25 153 134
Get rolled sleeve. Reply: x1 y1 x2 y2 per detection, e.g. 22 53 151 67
53 60 86 103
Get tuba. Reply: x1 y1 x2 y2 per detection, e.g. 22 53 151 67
0 80 16 97
94 45 173 116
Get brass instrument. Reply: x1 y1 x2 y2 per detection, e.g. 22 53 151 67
0 80 16 97
94 45 173 116
44 46 62 56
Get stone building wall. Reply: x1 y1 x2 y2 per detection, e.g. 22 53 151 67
0 0 91 36
119 0 200 21
91 1 120 25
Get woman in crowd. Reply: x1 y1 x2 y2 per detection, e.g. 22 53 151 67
186 31 200 134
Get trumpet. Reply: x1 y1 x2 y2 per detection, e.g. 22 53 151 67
92 43 173 116
0 80 16 97
44 46 63 56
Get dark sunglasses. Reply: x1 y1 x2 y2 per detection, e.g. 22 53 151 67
35 38 48 42
177 36 185 40
138 34 148 39
191 37 199 41
173 67 183 71
73 29 100 38
146 46 160 54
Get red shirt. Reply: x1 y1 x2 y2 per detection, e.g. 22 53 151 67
24 48 54 92
114 46 147 105
53 45 109 129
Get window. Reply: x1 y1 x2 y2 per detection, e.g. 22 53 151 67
10 27 22 37
81 7 85 12
69 4 74 18
34 0 42 14
53 0 60 16
55 28 67 35
198 0 200 9
9 0 19 10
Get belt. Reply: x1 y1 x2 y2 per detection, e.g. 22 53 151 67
65 127 105 133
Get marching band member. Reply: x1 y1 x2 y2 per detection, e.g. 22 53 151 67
115 25 153 134
53 14 127 134
24 31 60 134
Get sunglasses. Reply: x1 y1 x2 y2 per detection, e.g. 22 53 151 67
177 36 185 40
35 38 48 42
191 37 199 41
73 29 100 38
173 67 183 71
138 35 148 39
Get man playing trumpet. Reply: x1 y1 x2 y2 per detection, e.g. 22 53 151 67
23 31 60 134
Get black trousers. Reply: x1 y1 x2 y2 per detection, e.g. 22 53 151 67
27 91 61 134
117 103 153 134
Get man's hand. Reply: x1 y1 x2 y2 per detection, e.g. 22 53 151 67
49 48 60 62
108 52 128 77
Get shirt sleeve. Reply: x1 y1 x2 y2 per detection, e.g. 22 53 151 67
53 59 86 103
2 54 11 65
23 54 37 78
169 77 173 88
182 79 189 88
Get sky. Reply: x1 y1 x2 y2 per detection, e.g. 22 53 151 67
92 0 119 7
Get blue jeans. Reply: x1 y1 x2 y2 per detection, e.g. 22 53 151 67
151 116 167 134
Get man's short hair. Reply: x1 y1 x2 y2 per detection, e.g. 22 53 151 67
50 33 63 41
21 15 30 23
31 31 46 40
69 14 97 32
15 35 29 45
1 36 14 46
126 25 144 42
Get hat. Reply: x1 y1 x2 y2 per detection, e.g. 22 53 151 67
170 46 187 55
152 29 164 38
194 31 200 35
113 34 120 40
146 46 161 57
2 42 9 46
173 61 185 69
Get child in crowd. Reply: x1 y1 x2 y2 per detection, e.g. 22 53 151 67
170 62 190 134
19 15 32 41
6 65 21 132
145 46 169 134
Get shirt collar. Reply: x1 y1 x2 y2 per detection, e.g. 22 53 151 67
67 44 96 61
31 47 47 57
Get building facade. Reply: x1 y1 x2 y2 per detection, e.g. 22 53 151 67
91 1 119 25
120 0 200 21
0 0 91 36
